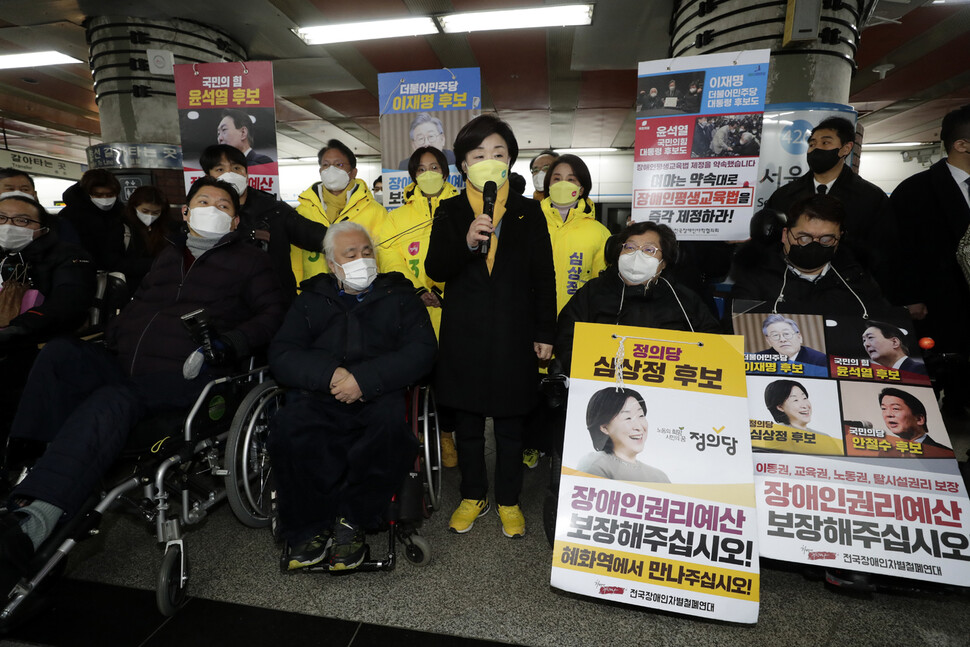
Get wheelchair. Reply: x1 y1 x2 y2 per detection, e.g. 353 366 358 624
247 383 442 573
0 363 276 628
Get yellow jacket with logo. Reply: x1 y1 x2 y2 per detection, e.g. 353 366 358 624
542 196 610 314
290 178 387 283
377 180 459 336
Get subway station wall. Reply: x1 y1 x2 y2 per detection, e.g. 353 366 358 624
31 147 940 213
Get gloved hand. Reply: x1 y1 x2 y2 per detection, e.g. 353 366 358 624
182 336 236 380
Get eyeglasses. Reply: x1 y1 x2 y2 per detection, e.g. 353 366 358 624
412 134 442 146
0 215 40 227
767 331 796 342
788 231 839 247
621 242 661 257
531 164 550 175
319 161 348 171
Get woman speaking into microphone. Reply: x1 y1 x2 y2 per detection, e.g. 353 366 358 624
425 115 556 540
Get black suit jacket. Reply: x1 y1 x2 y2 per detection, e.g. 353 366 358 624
890 159 970 354
245 149 274 166
898 356 928 376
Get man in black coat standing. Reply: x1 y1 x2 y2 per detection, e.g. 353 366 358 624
267 221 436 573
201 145 327 299
765 117 898 296
0 177 285 591
890 105 970 395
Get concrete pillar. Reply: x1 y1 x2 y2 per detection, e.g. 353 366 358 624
84 15 246 198
669 1 859 104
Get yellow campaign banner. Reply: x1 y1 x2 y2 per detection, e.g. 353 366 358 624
554 320 759 623
554 541 761 602
569 322 747 398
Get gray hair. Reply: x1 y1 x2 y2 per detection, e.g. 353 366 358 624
762 313 799 336
323 221 372 261
409 112 444 139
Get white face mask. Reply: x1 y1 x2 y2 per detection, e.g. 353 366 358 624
0 223 37 252
217 172 249 197
320 166 351 192
136 210 160 227
188 205 233 239
372 191 383 203
338 257 377 292
618 251 661 285
91 196 117 211
532 170 546 192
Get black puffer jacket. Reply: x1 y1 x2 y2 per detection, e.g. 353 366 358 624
555 265 720 374
238 188 327 298
729 241 889 319
269 272 436 400
59 183 126 272
2 229 96 339
107 230 285 377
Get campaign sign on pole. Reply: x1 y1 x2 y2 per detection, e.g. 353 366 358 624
754 102 857 209
632 49 769 241
552 323 760 624
377 68 480 210
734 309 970 584
174 61 279 196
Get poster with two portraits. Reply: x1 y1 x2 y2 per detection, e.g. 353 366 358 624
734 302 970 586
551 323 760 624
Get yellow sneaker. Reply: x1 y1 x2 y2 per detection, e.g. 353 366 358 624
522 448 542 469
497 504 526 538
449 498 489 534
440 432 458 468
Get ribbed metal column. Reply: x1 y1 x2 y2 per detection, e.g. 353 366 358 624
85 15 246 152
669 0 862 104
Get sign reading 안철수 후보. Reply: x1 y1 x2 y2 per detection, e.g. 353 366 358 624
733 304 970 585
552 322 760 624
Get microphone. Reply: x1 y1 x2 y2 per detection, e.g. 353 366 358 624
478 180 497 256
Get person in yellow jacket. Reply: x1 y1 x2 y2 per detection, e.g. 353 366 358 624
290 139 387 284
523 154 611 471
377 145 460 467
377 146 458 337
541 154 610 315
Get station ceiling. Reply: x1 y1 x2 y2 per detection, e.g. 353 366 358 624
0 0 965 165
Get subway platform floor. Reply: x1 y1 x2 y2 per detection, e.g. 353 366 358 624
4 415 970 647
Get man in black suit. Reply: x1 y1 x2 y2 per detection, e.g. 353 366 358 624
879 388 952 453
217 109 274 166
766 117 897 294
861 321 927 375
890 106 970 368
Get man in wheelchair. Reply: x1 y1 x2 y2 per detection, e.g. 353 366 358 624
268 221 436 572
0 176 285 591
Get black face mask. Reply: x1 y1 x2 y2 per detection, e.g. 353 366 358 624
786 241 837 271
806 147 843 174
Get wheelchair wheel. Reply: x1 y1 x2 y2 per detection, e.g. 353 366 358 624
416 386 442 513
157 544 188 617
225 380 284 528
403 534 432 567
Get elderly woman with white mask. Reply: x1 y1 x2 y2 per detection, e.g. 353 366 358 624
554 221 721 374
